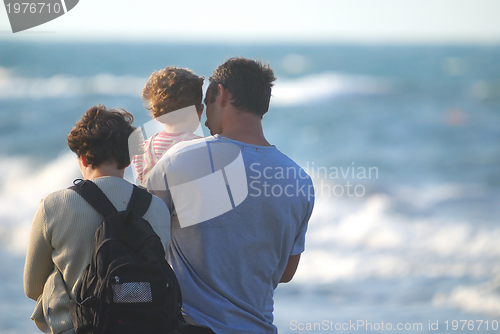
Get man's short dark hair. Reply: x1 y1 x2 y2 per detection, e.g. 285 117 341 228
67 105 135 169
208 57 276 117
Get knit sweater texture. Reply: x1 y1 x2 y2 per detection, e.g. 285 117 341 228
24 176 170 333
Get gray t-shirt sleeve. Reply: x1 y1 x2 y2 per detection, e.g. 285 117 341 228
291 188 314 255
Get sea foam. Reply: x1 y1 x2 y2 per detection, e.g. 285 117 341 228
272 72 390 106
0 68 389 106
0 151 80 255
0 68 146 99
293 189 500 284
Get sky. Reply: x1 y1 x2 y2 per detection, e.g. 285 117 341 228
1 0 500 43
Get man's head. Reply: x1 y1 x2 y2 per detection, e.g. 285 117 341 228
68 105 135 170
207 58 276 118
143 66 204 119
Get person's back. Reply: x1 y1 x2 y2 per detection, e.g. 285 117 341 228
24 106 170 334
147 58 314 333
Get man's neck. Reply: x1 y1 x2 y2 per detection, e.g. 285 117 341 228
220 109 271 146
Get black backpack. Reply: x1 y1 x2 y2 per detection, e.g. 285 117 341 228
61 179 184 334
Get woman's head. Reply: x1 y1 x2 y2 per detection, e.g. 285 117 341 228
142 66 204 119
67 105 135 170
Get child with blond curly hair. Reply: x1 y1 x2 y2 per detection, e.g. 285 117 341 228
133 67 204 186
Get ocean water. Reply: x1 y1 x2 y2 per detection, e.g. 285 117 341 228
1 42 500 333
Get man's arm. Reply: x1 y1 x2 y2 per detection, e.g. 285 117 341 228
280 254 301 283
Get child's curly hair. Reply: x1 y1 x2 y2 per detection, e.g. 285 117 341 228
142 66 204 119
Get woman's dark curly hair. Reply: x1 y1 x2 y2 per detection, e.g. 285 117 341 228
142 66 204 119
67 105 135 169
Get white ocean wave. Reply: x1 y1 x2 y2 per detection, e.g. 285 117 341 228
433 276 500 316
0 68 389 104
0 67 146 99
0 151 80 255
293 190 500 284
272 72 391 106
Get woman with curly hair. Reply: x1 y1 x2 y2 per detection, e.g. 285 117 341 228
24 105 170 334
133 66 204 186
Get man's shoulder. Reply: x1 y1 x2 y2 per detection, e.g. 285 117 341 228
147 136 215 187
249 147 311 179
160 136 214 159
267 147 300 165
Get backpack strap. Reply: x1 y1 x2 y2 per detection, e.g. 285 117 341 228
70 179 152 218
127 185 153 217
69 179 117 217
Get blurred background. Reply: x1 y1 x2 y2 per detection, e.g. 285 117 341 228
1 1 500 333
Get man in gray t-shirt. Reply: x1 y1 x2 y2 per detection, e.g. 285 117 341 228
146 58 314 333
